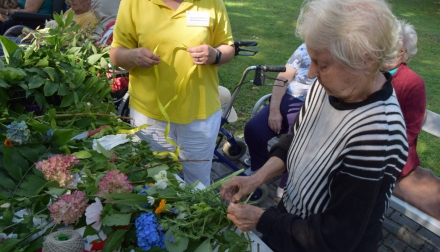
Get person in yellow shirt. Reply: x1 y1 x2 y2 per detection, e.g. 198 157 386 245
110 0 235 187
64 0 97 32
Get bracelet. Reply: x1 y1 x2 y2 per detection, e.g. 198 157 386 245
6 8 9 16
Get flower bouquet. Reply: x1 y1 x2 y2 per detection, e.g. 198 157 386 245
0 116 251 252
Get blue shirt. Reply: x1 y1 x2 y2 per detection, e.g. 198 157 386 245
18 0 53 15
286 43 317 102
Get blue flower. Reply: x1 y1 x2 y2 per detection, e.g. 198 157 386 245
170 208 178 214
135 212 165 250
6 121 30 145
41 129 54 142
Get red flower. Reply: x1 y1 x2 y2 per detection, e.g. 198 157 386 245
90 239 106 250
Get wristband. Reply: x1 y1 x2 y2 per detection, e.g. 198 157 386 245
213 48 222 64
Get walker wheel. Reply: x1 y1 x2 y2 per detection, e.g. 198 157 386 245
247 184 269 205
222 139 247 161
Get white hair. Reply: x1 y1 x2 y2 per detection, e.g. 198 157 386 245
397 20 418 62
296 0 399 73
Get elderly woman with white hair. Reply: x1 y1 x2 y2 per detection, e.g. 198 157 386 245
220 0 408 251
382 20 426 178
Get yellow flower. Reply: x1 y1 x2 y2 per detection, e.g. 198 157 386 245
154 199 166 214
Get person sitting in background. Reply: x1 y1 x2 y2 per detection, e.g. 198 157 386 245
382 19 426 178
62 0 98 31
220 0 408 250
0 0 53 34
386 21 440 220
243 42 315 199
91 0 120 42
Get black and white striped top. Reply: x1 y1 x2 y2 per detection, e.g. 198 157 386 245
258 73 408 251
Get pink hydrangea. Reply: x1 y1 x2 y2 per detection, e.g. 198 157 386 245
49 190 88 226
35 154 79 187
98 170 133 199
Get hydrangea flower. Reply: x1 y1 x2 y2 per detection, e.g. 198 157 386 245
6 121 30 145
48 190 88 226
41 129 54 142
98 170 133 199
135 212 166 251
35 154 78 187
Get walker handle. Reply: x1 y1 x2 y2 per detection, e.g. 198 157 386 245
259 65 286 72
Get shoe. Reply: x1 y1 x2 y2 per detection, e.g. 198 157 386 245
243 167 256 176
276 186 284 198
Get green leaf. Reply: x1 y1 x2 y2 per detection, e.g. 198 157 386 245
194 239 213 252
28 75 46 89
72 150 92 159
165 227 189 252
52 128 74 147
15 145 40 162
0 238 22 252
88 54 104 65
103 229 127 252
43 80 59 96
45 187 67 196
35 56 49 67
59 92 74 107
2 146 25 181
0 78 10 88
0 173 16 190
101 213 132 226
43 67 57 81
57 83 70 96
0 35 19 65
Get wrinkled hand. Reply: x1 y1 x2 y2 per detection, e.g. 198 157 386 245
132 48 160 68
220 176 256 203
187 44 216 65
227 202 264 231
268 110 283 134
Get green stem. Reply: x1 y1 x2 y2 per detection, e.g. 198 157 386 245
206 168 244 191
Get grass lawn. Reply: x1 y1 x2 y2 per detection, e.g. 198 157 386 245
220 0 440 176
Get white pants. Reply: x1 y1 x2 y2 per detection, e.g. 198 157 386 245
130 108 221 187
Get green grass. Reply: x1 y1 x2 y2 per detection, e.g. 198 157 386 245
220 0 440 176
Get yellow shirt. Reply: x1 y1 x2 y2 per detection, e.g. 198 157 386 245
111 0 234 123
64 9 98 31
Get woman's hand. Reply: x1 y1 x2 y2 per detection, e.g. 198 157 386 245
187 45 216 65
268 110 283 134
227 202 264 231
220 176 257 203
132 48 160 68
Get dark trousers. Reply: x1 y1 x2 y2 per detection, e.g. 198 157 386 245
244 94 303 188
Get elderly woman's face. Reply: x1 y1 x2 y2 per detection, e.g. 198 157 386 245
307 47 370 103
67 0 90 14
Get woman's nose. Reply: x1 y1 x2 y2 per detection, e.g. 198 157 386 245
308 63 318 79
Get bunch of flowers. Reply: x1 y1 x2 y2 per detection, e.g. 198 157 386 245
48 190 88 226
98 170 134 199
35 154 79 187
5 121 30 145
0 118 250 252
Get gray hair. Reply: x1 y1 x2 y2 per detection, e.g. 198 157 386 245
397 20 418 62
296 0 399 72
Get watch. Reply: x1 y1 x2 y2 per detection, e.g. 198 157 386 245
5 9 9 16
213 48 222 64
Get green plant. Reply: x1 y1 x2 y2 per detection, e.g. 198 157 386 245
0 11 112 117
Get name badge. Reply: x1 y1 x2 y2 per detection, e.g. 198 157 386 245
186 11 210 27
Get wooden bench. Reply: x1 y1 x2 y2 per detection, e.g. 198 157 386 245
390 109 440 236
